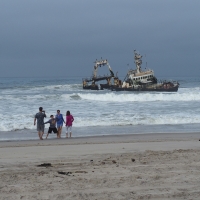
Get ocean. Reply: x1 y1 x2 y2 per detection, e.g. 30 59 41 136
0 76 200 141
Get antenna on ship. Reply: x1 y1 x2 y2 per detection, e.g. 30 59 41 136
144 53 148 70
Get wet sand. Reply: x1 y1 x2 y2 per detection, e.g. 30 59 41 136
0 132 200 200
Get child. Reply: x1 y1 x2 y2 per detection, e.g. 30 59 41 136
66 111 74 138
44 115 58 139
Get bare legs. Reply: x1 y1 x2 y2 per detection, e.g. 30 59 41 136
46 132 49 139
59 126 63 138
38 132 40 139
57 126 63 138
56 130 59 138
38 132 43 140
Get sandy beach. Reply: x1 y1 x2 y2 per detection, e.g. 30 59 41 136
0 132 200 200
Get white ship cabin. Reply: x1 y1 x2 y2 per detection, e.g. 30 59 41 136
129 70 154 84
130 72 154 83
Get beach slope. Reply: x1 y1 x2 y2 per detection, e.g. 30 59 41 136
0 133 200 200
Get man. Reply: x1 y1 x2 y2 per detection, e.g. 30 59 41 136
55 110 65 138
34 107 46 140
44 115 57 139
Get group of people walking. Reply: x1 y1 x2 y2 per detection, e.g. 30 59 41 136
34 107 74 140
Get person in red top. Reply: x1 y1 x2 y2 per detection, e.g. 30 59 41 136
66 110 74 138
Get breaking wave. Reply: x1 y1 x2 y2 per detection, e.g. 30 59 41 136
1 113 200 132
72 89 200 102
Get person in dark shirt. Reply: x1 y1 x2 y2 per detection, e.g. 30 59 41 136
34 107 46 140
44 115 57 139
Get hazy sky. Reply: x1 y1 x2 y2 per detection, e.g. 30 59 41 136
0 0 200 78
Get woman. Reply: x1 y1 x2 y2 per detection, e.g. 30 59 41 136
55 110 65 138
66 110 74 138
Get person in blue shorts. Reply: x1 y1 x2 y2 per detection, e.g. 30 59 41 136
55 110 65 138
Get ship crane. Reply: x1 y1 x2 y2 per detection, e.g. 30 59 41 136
93 59 114 78
82 58 115 90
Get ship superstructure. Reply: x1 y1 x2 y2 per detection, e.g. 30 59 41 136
111 50 179 92
127 50 156 84
82 59 115 90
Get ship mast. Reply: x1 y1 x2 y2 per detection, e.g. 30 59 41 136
134 50 142 73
